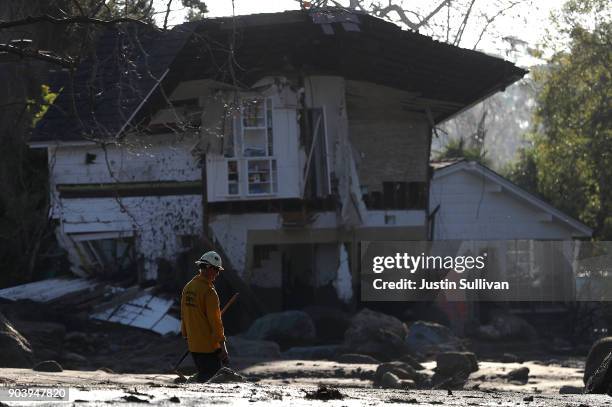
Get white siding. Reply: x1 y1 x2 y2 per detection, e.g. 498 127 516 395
50 135 201 185
430 169 580 240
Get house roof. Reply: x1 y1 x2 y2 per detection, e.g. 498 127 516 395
432 160 593 237
31 9 527 144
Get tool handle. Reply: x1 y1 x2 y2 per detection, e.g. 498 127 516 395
221 293 239 315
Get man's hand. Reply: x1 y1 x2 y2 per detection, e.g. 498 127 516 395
219 341 229 365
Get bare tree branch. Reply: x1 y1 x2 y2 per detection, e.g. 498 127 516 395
0 43 74 68
163 0 173 30
0 14 157 31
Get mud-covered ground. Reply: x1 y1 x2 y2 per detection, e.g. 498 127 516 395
0 358 609 406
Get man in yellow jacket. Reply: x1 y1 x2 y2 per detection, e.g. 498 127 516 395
181 251 228 382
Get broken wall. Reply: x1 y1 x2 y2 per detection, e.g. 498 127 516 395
48 134 203 280
345 80 431 205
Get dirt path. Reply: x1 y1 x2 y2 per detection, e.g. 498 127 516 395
0 360 607 406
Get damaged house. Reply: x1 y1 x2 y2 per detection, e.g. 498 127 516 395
29 10 525 312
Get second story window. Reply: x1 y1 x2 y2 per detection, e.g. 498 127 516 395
241 97 273 157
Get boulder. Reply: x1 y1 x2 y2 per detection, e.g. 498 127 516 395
336 354 380 364
507 366 530 384
303 306 351 343
405 321 463 356
585 351 612 394
380 372 416 389
584 337 612 385
343 308 410 361
226 336 280 358
399 354 425 370
478 312 537 341
244 311 316 349
282 345 340 360
374 361 427 385
435 352 478 376
0 313 33 368
559 385 583 394
33 360 63 372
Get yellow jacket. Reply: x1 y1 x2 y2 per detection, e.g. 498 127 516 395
180 274 225 353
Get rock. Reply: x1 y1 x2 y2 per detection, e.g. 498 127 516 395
585 351 612 394
478 311 536 341
226 336 280 358
559 385 583 394
507 366 530 384
374 361 426 385
399 354 425 370
500 353 521 363
343 308 410 361
168 396 180 403
380 372 416 389
584 337 612 385
282 345 340 360
336 354 381 364
208 367 246 383
435 352 478 376
244 311 316 349
0 313 33 368
405 321 463 356
303 306 351 343
304 385 344 400
33 360 63 372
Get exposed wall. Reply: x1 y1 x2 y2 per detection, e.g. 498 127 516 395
345 80 431 190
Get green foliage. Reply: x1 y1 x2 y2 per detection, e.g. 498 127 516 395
30 85 59 126
182 0 208 22
435 137 491 166
509 0 611 238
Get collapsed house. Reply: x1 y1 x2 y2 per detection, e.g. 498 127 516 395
29 10 526 311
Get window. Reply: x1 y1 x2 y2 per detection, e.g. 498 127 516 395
241 97 273 157
247 159 277 195
220 95 277 197
227 160 239 195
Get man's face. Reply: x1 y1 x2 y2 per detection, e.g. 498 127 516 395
202 265 220 281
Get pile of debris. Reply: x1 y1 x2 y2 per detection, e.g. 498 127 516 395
0 277 180 335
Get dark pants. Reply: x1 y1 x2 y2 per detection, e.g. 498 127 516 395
191 350 222 382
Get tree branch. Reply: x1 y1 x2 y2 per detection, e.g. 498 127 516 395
0 14 157 31
0 43 74 68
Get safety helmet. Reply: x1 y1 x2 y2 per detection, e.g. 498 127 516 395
195 251 224 270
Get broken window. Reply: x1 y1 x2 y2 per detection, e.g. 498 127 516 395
364 182 427 210
303 108 330 198
75 236 136 278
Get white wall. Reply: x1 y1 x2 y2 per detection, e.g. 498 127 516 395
50 134 201 185
430 169 581 240
49 134 203 279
